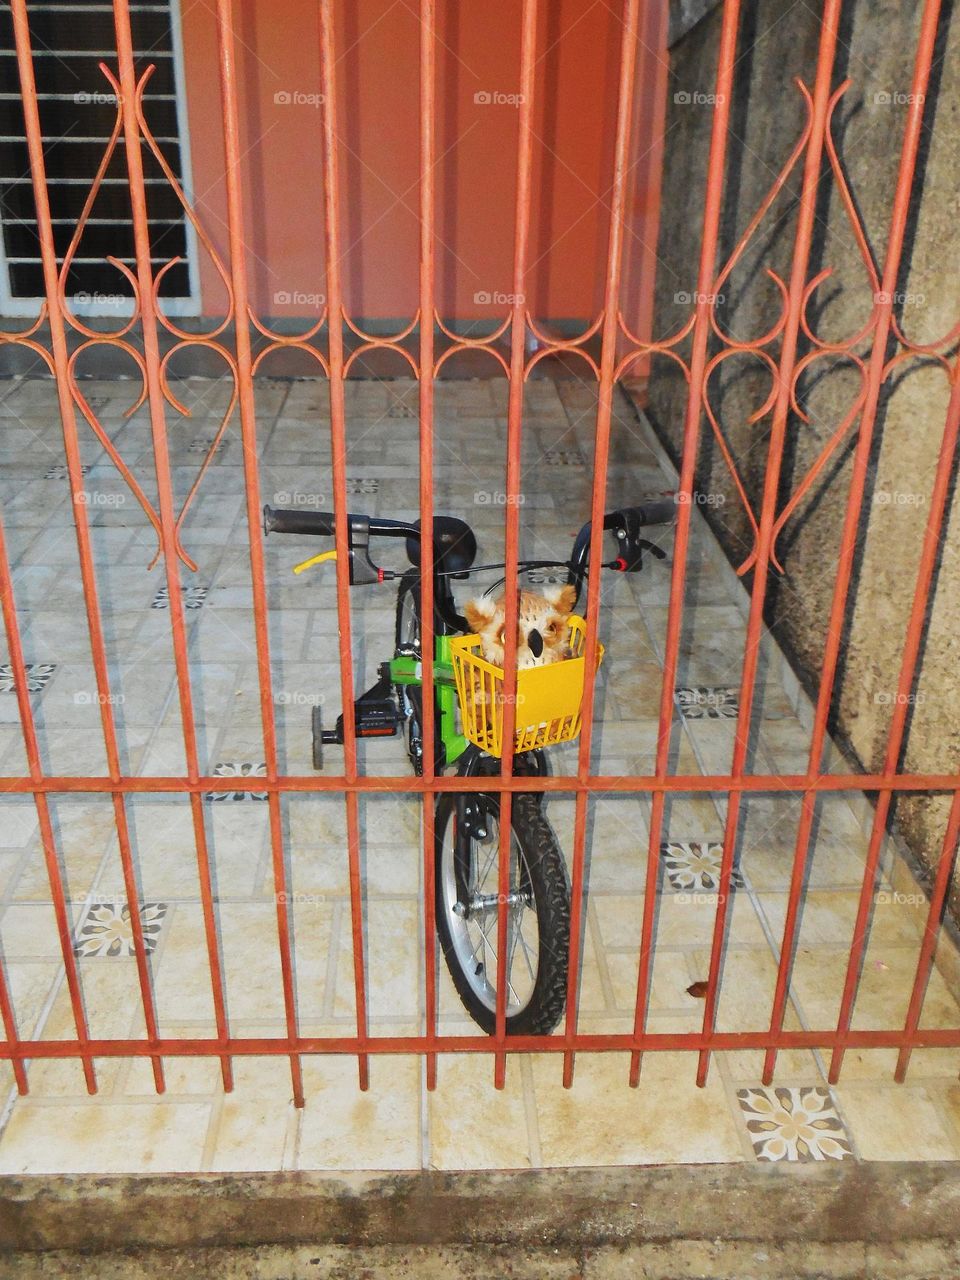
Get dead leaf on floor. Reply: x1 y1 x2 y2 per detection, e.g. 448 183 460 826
687 980 709 998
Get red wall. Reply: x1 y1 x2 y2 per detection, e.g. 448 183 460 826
177 0 666 326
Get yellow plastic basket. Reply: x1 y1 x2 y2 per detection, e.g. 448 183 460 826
450 615 604 757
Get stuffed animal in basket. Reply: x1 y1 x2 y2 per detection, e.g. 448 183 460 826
463 584 576 669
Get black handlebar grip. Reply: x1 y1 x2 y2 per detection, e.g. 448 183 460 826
263 505 337 537
620 498 676 527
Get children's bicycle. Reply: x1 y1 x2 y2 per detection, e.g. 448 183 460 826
264 498 673 1035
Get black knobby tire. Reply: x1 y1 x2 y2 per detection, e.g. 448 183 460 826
395 572 425 774
312 704 324 771
434 758 570 1036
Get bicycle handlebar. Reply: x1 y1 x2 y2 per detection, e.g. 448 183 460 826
264 506 418 540
264 499 675 543
612 499 677 528
263 497 674 596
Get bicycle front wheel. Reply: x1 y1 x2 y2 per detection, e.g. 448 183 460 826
435 759 570 1036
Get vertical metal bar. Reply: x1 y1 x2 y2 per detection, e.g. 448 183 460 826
830 366 960 1082
763 0 943 1084
630 0 742 1087
214 0 308 1102
418 0 439 1091
9 0 124 1095
562 0 642 1088
896 787 960 1080
114 0 252 1094
318 0 370 1090
494 0 538 1088
0 513 46 1093
697 0 844 1087
621 0 668 378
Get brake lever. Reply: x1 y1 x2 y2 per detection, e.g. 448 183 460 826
289 515 397 585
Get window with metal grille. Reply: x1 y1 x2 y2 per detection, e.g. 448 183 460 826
0 0 198 316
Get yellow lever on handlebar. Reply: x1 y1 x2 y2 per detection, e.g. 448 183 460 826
292 549 338 575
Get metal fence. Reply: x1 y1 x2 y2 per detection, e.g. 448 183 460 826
0 0 957 1107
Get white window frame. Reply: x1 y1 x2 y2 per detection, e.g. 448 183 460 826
0 0 200 319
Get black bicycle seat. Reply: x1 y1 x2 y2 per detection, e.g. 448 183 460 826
405 516 477 576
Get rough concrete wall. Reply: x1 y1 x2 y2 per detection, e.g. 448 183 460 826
646 0 960 910
669 0 723 46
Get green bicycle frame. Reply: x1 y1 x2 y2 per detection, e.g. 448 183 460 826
387 634 468 766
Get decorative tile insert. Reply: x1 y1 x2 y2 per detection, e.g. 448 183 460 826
347 478 379 495
206 761 268 802
151 585 208 610
662 840 743 893
676 686 740 719
73 901 167 958
736 1087 853 1162
0 663 57 694
543 448 585 467
45 464 90 480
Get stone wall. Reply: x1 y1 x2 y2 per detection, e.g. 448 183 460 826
646 1 960 911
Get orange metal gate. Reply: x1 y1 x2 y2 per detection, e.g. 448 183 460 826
0 0 958 1108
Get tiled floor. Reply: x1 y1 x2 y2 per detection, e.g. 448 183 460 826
0 372 958 1172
